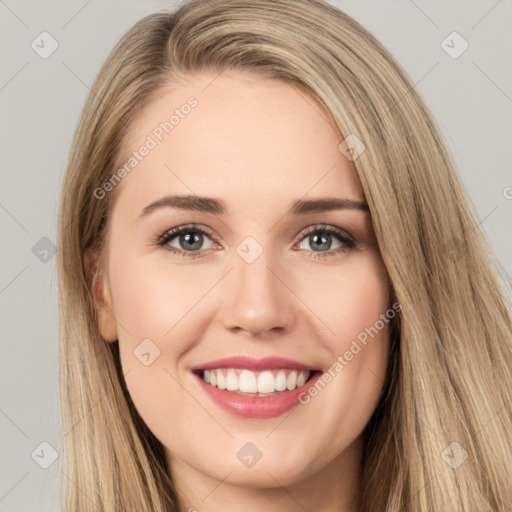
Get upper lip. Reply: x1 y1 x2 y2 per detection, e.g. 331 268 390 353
191 355 317 372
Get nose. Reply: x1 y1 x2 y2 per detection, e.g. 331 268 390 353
219 246 296 339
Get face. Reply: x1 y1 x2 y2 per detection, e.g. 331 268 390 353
91 71 391 501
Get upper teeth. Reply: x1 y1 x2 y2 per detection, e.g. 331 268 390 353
203 369 311 393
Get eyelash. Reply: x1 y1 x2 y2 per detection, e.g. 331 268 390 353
155 223 356 260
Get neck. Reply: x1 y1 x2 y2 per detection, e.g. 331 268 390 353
168 436 363 512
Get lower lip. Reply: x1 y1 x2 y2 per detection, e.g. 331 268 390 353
193 371 321 419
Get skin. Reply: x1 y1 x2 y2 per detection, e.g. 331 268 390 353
89 71 391 512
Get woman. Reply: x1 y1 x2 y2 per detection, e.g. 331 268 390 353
57 0 512 510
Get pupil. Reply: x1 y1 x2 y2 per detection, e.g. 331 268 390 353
181 232 202 250
311 233 331 251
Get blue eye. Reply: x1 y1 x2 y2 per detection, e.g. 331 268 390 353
156 223 356 259
157 225 216 259
296 224 356 258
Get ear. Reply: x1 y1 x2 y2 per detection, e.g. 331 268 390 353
84 248 118 342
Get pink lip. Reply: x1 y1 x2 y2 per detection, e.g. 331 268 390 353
191 355 316 372
193 371 321 419
190 355 321 419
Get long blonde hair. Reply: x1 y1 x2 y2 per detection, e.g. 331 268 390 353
57 0 512 510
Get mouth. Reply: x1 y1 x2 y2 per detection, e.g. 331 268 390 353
191 364 323 418
192 368 321 397
190 355 323 418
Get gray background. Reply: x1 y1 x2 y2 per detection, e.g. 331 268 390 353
1 0 511 510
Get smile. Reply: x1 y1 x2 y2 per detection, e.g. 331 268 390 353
190 356 322 418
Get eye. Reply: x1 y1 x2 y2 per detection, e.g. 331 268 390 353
157 224 217 259
156 223 356 259
294 224 356 259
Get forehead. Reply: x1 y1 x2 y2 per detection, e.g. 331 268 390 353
111 71 364 216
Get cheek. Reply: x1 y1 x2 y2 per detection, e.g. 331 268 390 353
107 255 200 441
335 254 391 384
108 250 205 353
302 251 391 419
284 255 391 470
300 250 390 344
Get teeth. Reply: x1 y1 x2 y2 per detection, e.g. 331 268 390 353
275 371 287 391
258 371 274 393
286 371 297 391
226 370 238 391
296 371 307 387
239 369 257 393
201 368 311 394
217 372 226 390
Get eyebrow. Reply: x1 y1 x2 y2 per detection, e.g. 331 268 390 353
138 194 370 219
